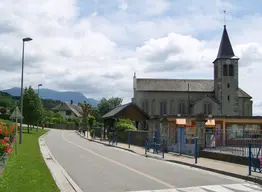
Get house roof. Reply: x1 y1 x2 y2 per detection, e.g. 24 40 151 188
136 78 252 98
216 25 235 59
102 102 149 120
65 102 82 117
102 103 130 119
52 102 83 117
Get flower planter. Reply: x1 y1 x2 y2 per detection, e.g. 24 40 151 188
0 121 16 178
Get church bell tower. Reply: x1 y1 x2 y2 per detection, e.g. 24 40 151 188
213 25 239 116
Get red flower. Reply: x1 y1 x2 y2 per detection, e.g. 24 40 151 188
5 130 8 135
4 147 8 153
7 147 12 153
4 137 9 142
0 140 5 144
5 143 10 147
0 128 2 135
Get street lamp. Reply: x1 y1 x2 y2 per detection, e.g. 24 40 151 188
37 83 42 132
38 84 42 95
19 37 33 144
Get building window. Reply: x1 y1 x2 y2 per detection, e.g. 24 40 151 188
229 64 234 76
145 100 148 113
227 83 230 88
179 101 185 114
151 99 156 115
160 101 167 116
170 100 175 114
142 100 148 113
142 102 145 111
66 111 71 116
228 95 230 101
223 64 228 76
204 103 212 114
189 100 194 114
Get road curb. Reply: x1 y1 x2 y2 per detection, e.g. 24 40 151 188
77 132 135 154
40 130 83 192
76 131 262 185
144 153 262 185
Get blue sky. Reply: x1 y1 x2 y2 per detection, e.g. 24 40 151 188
0 0 262 114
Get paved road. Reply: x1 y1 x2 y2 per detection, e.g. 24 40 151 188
44 130 262 192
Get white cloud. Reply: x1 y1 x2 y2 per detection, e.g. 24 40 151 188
1 0 262 114
118 0 128 11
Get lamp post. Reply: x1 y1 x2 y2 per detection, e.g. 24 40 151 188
37 84 42 95
19 37 33 144
37 84 42 132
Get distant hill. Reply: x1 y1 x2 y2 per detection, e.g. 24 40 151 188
2 87 99 107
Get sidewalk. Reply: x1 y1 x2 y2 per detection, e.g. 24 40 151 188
77 131 262 185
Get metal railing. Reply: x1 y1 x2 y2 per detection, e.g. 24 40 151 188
204 128 262 157
145 136 165 159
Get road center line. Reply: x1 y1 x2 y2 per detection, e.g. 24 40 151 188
61 131 175 189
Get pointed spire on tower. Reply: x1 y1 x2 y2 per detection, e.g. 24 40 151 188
216 25 235 59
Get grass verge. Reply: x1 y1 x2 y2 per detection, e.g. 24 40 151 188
0 129 59 192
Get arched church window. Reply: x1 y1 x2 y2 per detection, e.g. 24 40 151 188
204 103 212 114
223 64 228 76
145 100 149 113
170 100 175 114
160 101 167 116
142 101 145 112
151 99 156 115
229 64 234 76
179 101 185 114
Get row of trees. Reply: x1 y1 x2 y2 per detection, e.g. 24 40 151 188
0 86 125 132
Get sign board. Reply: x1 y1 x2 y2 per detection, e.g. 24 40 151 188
9 107 23 120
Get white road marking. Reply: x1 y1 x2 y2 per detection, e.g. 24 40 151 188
61 131 176 189
201 185 235 192
128 183 262 192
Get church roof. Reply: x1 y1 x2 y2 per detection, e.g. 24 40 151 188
135 78 252 98
136 79 213 92
216 25 235 59
191 95 220 106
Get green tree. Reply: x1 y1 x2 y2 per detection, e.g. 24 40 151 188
42 109 55 124
97 97 123 117
79 101 92 132
0 91 17 109
23 86 44 132
88 115 96 129
51 112 63 124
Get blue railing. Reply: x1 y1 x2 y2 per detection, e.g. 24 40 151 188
248 143 262 175
145 136 165 159
145 136 198 163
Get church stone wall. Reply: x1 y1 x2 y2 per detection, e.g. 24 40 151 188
135 91 214 116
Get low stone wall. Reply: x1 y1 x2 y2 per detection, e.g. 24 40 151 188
118 130 149 147
47 124 78 130
199 150 248 165
226 139 262 147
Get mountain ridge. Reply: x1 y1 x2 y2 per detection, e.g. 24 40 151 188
1 87 99 107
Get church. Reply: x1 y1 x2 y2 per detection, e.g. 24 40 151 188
132 25 253 117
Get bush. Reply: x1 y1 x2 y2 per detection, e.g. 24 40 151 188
0 108 7 114
116 119 136 142
51 117 61 124
0 114 10 121
90 127 101 138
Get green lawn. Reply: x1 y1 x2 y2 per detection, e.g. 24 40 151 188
0 129 59 192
